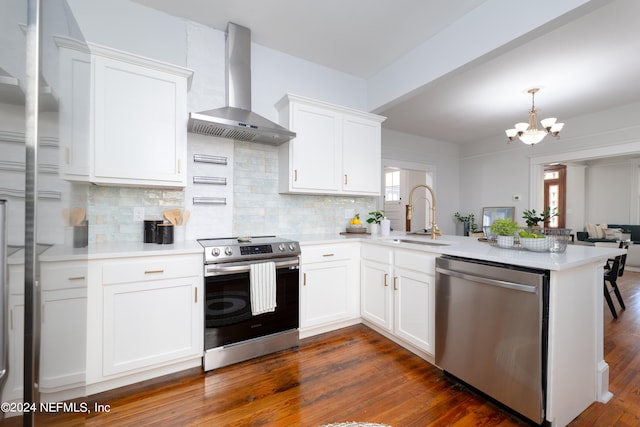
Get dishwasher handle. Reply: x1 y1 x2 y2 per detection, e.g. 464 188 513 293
436 266 539 294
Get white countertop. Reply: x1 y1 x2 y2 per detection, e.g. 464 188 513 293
287 232 626 271
36 240 203 263
11 233 624 271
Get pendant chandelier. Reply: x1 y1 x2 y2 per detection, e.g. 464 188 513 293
505 88 564 145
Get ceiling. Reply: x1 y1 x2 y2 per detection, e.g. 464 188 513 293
134 0 640 145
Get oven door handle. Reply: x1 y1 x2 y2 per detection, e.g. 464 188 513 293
205 258 300 276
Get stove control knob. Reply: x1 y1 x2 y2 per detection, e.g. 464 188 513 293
211 248 220 257
288 243 297 251
278 243 286 252
224 247 233 256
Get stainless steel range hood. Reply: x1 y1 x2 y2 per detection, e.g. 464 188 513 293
188 22 296 145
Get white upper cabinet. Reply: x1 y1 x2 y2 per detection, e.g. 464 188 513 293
277 94 385 196
56 37 193 188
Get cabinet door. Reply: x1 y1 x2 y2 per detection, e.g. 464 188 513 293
393 266 433 354
40 289 87 391
361 259 392 331
301 262 351 328
2 296 24 403
103 278 201 376
342 115 381 195
289 102 341 192
93 56 187 187
58 46 91 179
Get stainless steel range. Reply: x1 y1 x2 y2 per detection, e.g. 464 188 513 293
198 236 300 371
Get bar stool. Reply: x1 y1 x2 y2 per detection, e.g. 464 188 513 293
603 241 629 319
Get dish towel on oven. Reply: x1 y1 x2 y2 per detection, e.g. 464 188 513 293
250 261 277 315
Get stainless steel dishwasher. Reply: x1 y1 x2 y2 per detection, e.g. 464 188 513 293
435 256 549 425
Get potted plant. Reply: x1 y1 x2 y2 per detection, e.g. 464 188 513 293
490 218 520 248
454 212 477 236
367 210 384 234
522 207 559 227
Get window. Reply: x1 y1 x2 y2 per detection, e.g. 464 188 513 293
385 170 400 201
544 164 566 228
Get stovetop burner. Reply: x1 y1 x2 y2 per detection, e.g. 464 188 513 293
198 235 300 264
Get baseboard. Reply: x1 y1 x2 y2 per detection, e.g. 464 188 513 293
360 319 435 366
299 317 361 339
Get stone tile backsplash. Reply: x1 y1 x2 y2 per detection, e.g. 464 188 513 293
83 138 377 243
85 186 184 243
232 142 376 236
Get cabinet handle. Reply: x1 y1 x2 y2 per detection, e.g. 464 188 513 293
344 174 348 185
178 159 181 174
65 147 70 164
144 269 164 274
393 276 398 290
10 308 13 330
384 273 388 287
68 276 85 281
195 288 198 303
303 272 307 286
322 253 334 257
294 169 298 182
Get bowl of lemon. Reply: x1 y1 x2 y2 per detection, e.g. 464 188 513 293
346 214 367 233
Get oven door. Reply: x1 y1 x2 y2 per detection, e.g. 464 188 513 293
204 258 299 349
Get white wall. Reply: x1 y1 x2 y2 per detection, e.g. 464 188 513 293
458 101 640 230
565 164 586 233
585 158 637 224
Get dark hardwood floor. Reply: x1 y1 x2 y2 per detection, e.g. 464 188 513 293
5 271 640 426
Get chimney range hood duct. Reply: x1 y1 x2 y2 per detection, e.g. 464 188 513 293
188 22 296 145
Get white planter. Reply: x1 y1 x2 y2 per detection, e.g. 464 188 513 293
369 223 379 235
496 235 515 248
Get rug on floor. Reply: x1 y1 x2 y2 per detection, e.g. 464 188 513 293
319 423 392 427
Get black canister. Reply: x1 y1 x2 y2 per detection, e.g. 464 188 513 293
156 224 174 244
144 220 163 243
73 221 89 248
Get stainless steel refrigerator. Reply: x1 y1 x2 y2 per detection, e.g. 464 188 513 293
0 200 7 397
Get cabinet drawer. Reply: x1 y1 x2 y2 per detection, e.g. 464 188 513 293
301 243 357 264
102 255 201 285
361 244 391 264
394 249 435 274
41 261 88 291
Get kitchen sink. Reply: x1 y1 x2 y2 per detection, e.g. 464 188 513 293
388 238 449 247
406 229 432 236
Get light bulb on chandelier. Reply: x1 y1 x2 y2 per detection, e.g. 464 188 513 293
505 88 565 145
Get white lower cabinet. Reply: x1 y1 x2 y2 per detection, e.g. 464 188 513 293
361 255 392 331
102 278 200 376
3 295 24 404
361 244 436 355
86 253 203 392
39 261 88 395
299 242 360 337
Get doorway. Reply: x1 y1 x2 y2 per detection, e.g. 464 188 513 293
544 164 566 228
383 165 433 232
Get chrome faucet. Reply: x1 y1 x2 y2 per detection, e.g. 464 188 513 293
406 184 440 239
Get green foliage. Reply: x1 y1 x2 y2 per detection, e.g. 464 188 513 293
522 207 559 226
490 218 520 236
366 210 384 224
454 212 478 232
